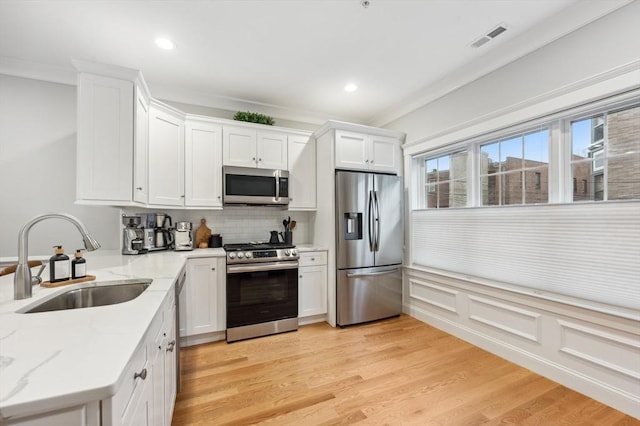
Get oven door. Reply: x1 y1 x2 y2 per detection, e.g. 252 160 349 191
226 261 298 328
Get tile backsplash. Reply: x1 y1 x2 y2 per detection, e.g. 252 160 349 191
121 207 314 246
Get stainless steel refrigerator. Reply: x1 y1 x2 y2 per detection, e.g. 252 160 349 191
336 170 403 326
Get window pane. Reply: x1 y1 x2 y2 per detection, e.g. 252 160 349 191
437 182 450 208
481 142 500 171
607 105 640 156
500 136 522 165
607 153 640 200
450 180 467 207
481 175 500 206
425 158 437 173
450 151 467 180
572 159 594 201
571 118 592 158
524 129 549 165
503 171 523 205
438 155 450 173
524 166 549 204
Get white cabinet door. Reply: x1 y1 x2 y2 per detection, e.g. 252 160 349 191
298 265 327 317
121 369 152 426
163 306 177 426
185 120 223 207
257 131 288 169
150 331 164 426
76 73 134 202
148 105 185 206
184 258 225 335
335 130 369 171
223 126 257 168
288 135 316 210
133 88 149 203
370 134 399 174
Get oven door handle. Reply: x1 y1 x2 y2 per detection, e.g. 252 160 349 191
227 261 299 274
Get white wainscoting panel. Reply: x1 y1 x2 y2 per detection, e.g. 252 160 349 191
404 267 640 418
558 320 640 381
409 277 458 314
468 295 541 343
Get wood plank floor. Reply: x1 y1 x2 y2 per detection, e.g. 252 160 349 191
172 315 639 425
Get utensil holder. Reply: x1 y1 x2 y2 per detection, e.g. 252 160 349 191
284 231 292 245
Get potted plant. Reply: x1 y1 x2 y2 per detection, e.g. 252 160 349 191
233 111 275 126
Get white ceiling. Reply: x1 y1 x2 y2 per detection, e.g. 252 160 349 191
0 0 632 126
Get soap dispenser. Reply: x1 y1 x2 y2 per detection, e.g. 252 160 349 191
72 249 87 279
49 245 70 283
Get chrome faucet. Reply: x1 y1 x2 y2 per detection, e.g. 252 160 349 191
14 213 101 300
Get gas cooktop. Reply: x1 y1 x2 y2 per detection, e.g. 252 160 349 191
223 242 295 251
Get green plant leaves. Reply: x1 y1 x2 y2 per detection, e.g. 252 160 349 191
233 111 275 125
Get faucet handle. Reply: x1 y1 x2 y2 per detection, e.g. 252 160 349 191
32 263 46 286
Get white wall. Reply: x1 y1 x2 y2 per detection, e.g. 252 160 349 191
386 0 640 145
0 75 120 258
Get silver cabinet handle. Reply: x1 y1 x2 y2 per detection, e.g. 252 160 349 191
136 187 142 190
167 340 176 352
212 267 216 271
134 368 147 380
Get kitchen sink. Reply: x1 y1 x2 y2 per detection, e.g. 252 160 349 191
22 279 152 313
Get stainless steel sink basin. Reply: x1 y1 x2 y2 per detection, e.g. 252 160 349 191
22 279 152 313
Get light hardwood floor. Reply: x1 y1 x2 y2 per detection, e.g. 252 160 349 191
172 315 639 425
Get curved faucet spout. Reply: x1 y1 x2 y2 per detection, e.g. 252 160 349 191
14 213 101 300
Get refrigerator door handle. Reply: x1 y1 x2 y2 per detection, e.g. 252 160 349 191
374 190 381 251
368 190 375 252
346 267 400 278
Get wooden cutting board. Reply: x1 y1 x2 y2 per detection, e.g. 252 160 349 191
194 218 212 248
41 275 96 288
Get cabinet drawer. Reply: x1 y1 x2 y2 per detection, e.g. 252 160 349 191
298 251 327 267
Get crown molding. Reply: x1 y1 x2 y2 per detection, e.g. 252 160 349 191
0 56 76 86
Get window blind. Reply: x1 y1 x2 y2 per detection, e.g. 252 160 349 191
411 202 640 310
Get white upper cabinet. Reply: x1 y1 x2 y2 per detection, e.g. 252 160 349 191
335 129 401 174
222 126 257 168
133 89 149 204
185 120 223 208
223 126 288 169
148 102 185 206
334 130 369 171
288 135 316 210
257 131 288 169
76 73 134 203
369 134 400 174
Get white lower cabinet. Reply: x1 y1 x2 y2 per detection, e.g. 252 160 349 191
105 289 176 426
298 251 328 319
180 257 226 345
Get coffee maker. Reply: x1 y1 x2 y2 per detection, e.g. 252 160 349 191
122 215 147 255
152 213 173 251
173 221 193 251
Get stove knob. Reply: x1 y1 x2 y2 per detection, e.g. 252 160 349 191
245 252 252 258
291 249 297 256
237 252 245 258
284 249 290 256
228 252 236 259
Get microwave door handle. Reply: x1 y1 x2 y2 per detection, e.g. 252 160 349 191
275 170 280 201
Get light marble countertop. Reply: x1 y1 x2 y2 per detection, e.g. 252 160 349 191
0 248 224 421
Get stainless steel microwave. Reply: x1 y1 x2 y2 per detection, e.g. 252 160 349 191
223 166 289 206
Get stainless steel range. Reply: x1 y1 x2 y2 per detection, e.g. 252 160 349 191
224 243 299 342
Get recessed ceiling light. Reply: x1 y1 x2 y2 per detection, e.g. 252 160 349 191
344 83 358 92
155 37 175 50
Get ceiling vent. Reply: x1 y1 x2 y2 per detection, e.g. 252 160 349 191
470 23 508 48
